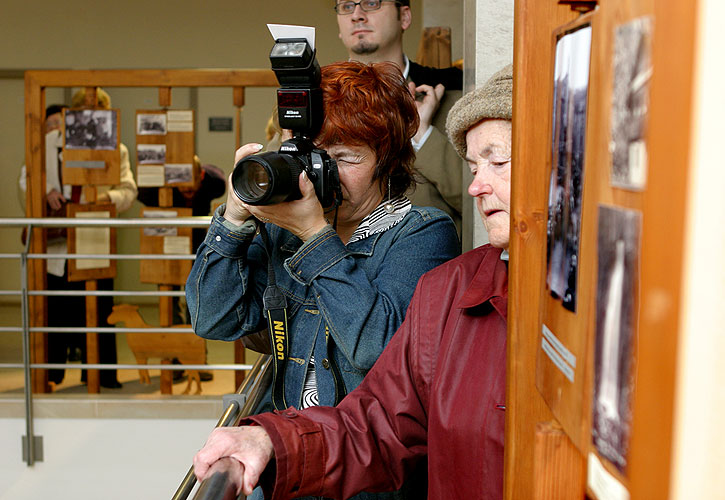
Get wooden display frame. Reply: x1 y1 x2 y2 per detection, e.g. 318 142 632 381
61 108 121 186
135 109 195 189
534 13 596 454
66 202 117 282
139 206 193 286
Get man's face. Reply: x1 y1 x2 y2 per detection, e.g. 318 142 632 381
45 112 63 134
465 119 513 249
336 1 411 56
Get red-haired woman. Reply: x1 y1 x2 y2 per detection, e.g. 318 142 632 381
187 61 458 416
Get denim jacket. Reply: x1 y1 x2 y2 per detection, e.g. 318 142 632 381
187 204 459 412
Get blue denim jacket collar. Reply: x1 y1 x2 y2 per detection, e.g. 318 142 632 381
279 227 382 257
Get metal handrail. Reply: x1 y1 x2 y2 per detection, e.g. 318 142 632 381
0 215 218 466
1 216 212 227
173 355 271 500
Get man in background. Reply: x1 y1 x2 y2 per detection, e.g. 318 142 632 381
18 90 138 389
335 0 463 232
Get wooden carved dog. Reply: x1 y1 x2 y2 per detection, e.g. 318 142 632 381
106 303 205 395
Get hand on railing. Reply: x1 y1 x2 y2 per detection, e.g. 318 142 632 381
194 426 274 497
192 457 246 500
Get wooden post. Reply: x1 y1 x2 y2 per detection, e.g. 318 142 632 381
233 87 244 150
159 87 172 108
160 358 173 394
233 85 247 384
85 279 100 393
415 27 452 69
25 75 50 393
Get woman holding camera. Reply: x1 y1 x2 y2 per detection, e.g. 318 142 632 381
186 61 458 416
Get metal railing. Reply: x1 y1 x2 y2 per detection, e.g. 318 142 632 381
0 216 255 466
173 354 272 500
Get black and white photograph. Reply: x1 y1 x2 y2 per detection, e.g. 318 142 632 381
137 112 167 135
64 109 117 150
610 16 653 190
545 24 592 313
164 163 193 185
592 205 641 472
142 210 178 237
137 144 166 165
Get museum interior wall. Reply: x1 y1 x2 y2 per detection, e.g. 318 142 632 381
0 0 430 305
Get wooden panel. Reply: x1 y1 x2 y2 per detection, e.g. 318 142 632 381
66 203 117 282
627 0 698 497
61 108 122 186
136 109 195 188
139 206 193 286
535 14 597 455
533 421 585 499
506 2 581 499
511 1 699 498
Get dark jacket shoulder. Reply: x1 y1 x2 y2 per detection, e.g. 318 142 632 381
408 61 463 91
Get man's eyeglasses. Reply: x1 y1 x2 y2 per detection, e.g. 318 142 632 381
334 0 401 15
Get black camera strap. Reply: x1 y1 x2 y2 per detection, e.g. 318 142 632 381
258 222 289 410
257 215 347 409
325 326 348 405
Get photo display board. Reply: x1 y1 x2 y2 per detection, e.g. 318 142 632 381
536 15 595 455
135 109 195 189
139 206 193 286
61 108 121 186
66 203 117 282
532 10 652 500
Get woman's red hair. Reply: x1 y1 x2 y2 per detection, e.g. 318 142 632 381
316 61 419 198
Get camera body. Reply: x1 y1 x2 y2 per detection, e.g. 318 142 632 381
232 38 341 209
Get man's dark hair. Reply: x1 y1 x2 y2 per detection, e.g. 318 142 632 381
45 104 64 117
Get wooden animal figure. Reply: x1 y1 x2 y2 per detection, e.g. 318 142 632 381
106 303 206 395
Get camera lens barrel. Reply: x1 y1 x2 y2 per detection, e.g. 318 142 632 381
232 152 303 205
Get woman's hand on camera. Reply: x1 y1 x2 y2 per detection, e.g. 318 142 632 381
223 144 264 226
245 171 328 242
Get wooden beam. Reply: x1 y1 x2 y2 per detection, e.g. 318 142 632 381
23 69 278 88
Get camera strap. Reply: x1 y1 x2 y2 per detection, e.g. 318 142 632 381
258 222 289 410
257 219 347 409
325 326 348 405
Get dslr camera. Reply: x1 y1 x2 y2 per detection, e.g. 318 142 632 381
232 38 341 208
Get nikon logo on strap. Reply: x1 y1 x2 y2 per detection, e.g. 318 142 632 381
273 320 286 360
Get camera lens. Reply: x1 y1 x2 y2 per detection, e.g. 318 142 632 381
232 151 302 205
244 163 270 199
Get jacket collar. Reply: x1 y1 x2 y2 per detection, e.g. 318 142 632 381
458 246 508 320
279 227 383 257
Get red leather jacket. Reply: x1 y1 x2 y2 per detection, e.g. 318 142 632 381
248 245 508 499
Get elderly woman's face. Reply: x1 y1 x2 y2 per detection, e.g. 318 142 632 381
322 142 383 226
465 119 512 249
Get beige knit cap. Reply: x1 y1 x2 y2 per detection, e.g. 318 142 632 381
446 64 513 159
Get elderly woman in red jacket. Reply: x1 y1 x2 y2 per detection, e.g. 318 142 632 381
193 64 514 500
